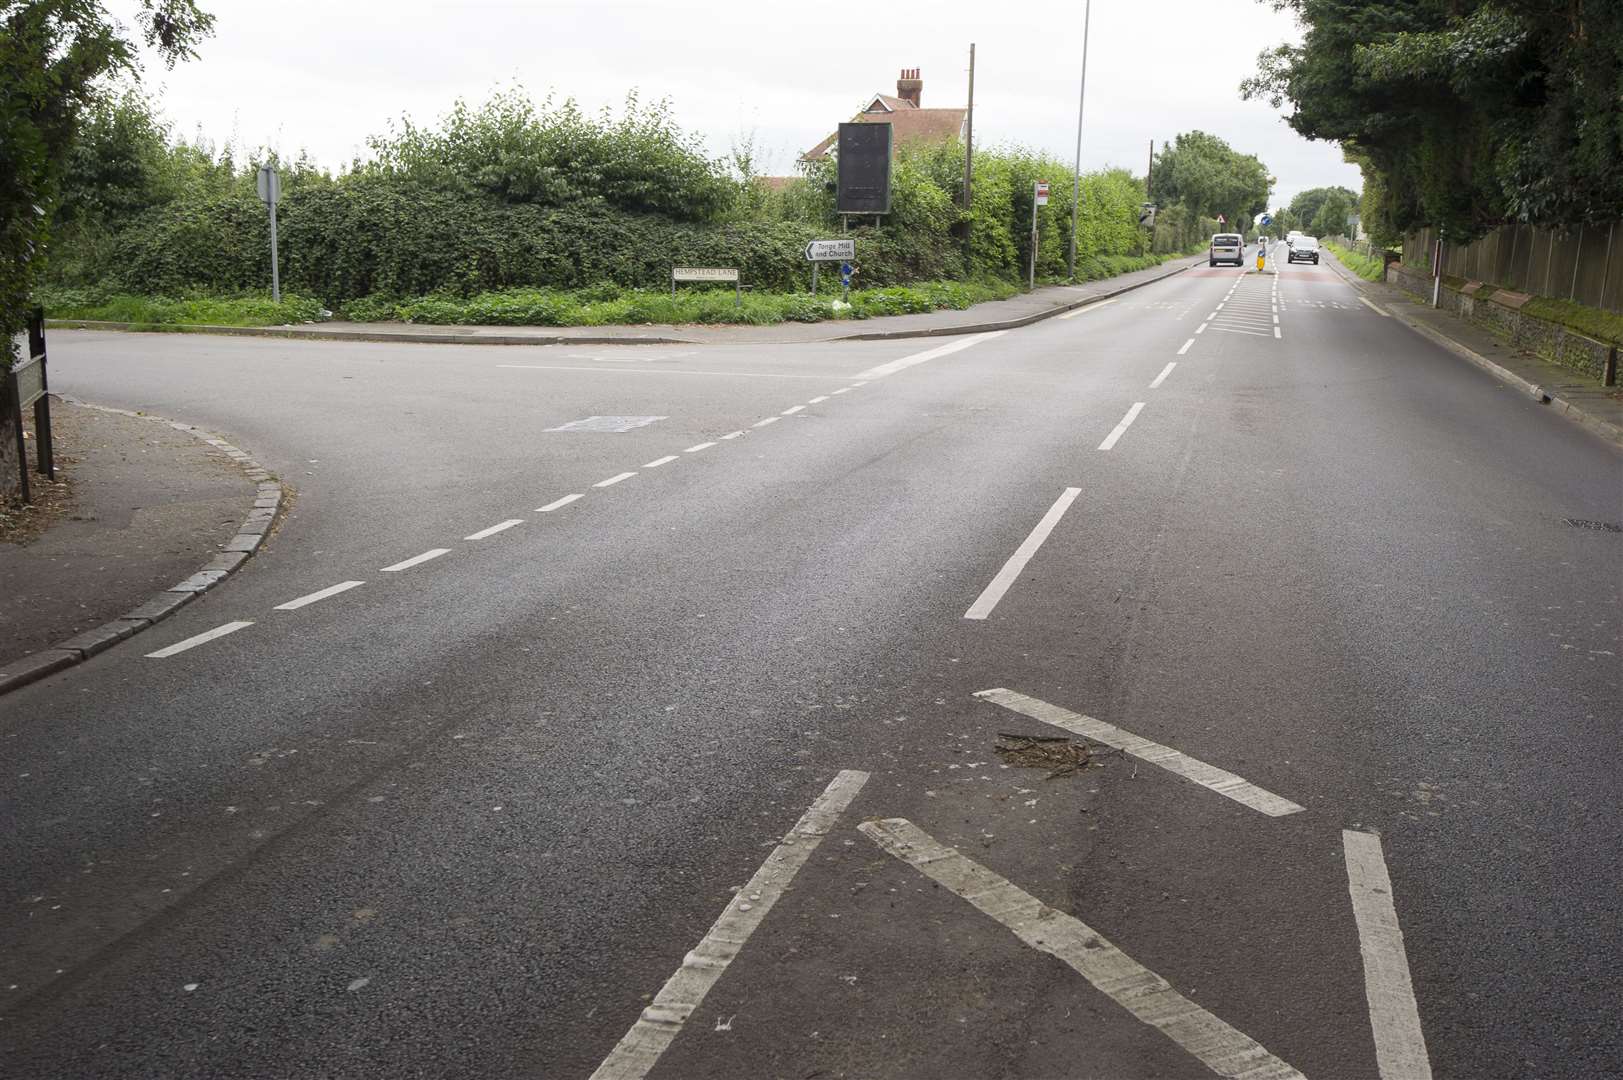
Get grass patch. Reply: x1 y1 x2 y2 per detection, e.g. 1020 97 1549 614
1521 296 1623 346
349 279 1022 327
40 288 328 326
1323 240 1386 281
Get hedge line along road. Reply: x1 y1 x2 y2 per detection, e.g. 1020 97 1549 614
3 260 1619 1080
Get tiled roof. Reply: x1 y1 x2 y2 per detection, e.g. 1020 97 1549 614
800 108 968 162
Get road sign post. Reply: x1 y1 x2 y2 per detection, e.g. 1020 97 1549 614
804 239 855 297
7 309 54 504
1031 181 1050 290
256 165 282 304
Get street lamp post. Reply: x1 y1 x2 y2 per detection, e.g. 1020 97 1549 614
1067 0 1093 282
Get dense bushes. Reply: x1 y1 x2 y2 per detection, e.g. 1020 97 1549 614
43 88 1229 321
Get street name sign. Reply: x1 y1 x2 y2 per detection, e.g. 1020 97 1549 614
672 267 739 282
805 239 856 262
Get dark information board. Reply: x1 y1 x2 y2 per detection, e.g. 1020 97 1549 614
837 122 892 215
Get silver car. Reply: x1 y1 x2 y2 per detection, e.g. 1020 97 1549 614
1209 233 1244 267
1288 236 1321 265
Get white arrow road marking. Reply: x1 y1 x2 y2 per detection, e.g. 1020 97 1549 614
974 688 1305 816
145 621 254 658
1344 830 1433 1079
964 488 1081 620
590 770 870 1080
274 581 365 611
861 818 1307 1080
852 331 1005 380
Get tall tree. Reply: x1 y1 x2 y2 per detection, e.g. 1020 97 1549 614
1148 131 1272 234
1243 0 1623 241
1 1 212 360
1 0 211 495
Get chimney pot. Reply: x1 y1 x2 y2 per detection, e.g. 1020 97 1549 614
897 67 922 108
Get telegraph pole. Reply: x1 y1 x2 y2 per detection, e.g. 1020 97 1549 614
963 43 976 261
1066 1 1092 281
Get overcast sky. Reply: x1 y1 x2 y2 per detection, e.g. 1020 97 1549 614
115 0 1360 210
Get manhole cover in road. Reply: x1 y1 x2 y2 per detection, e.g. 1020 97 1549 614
1564 518 1622 533
545 415 668 432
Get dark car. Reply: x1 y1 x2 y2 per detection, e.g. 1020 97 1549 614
1288 236 1321 264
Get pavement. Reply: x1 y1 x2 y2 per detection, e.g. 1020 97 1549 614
0 400 256 667
46 255 1205 346
3 255 1619 1079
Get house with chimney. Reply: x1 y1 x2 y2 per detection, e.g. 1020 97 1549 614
798 68 968 163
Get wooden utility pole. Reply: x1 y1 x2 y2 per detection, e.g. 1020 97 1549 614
963 44 976 209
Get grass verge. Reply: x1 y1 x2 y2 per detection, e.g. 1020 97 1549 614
1324 240 1386 281
38 289 328 327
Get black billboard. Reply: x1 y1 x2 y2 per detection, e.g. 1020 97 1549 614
837 122 892 215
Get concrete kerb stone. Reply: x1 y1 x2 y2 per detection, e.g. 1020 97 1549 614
1323 253 1623 448
0 397 289 697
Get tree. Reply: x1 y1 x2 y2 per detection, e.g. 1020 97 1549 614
1148 131 1272 236
1287 185 1358 237
1 1 213 361
1243 0 1623 241
1 1 211 496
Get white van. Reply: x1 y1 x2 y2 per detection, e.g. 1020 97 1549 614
1209 233 1244 267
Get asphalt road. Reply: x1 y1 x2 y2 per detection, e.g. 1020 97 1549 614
3 256 1619 1080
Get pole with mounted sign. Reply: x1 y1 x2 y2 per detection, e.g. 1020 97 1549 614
1030 181 1050 289
256 165 282 304
804 239 855 297
7 309 54 504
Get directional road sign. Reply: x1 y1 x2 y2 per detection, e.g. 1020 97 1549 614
805 239 856 262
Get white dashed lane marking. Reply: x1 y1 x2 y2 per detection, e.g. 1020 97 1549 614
464 519 524 540
274 581 365 611
1098 402 1145 451
1149 362 1176 389
781 405 805 415
538 493 583 512
683 442 716 453
1177 339 1194 355
976 688 1305 816
1344 830 1434 1079
594 472 636 488
862 819 1308 1080
964 487 1081 621
381 548 451 573
643 455 678 469
146 621 255 658
589 770 871 1080
752 417 780 427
